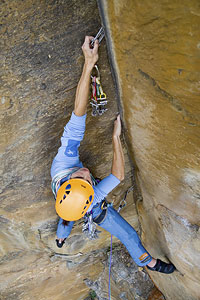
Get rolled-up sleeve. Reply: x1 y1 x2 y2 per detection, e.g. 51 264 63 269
95 174 120 195
51 112 86 178
92 174 121 206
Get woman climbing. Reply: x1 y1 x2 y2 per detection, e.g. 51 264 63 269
51 36 175 274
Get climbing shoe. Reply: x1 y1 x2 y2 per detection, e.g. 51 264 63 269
147 259 176 274
56 238 66 248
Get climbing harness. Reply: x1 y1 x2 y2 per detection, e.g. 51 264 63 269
91 27 105 48
108 186 134 300
90 65 108 116
82 200 113 240
82 177 102 240
82 179 112 240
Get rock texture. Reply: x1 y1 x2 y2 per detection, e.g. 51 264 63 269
98 1 200 299
84 244 154 300
0 0 156 299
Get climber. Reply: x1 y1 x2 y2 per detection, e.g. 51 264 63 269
50 36 175 274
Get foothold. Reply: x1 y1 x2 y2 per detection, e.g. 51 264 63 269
89 195 93 202
1 97 5 104
41 83 47 90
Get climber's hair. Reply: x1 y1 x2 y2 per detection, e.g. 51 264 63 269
62 220 69 226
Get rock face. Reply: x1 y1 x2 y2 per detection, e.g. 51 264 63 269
98 1 200 300
0 1 156 299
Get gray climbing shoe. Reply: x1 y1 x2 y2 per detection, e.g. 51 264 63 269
147 259 176 274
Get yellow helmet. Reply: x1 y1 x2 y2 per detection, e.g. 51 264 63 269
55 178 94 221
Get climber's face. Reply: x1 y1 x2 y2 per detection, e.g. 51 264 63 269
71 168 93 185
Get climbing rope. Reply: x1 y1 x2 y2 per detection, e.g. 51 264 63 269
108 186 134 300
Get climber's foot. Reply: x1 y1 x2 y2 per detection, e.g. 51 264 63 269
147 258 157 268
147 259 176 274
56 238 66 248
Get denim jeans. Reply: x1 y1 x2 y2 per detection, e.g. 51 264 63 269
92 202 152 266
56 202 152 267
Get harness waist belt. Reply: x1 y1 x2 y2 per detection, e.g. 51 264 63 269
93 208 107 224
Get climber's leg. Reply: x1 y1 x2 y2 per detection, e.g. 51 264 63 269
93 204 176 273
93 205 152 267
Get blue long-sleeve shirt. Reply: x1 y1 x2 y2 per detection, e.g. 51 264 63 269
51 112 120 211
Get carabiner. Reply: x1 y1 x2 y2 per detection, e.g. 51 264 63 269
117 186 134 213
91 27 105 48
99 93 107 100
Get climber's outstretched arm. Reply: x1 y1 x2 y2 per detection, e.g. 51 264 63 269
111 115 125 181
74 36 99 116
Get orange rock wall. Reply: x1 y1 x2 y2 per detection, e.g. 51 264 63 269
98 1 200 299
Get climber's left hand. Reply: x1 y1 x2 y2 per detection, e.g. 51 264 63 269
113 114 122 138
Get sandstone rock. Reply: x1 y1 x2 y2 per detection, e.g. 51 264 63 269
98 0 200 299
0 0 155 299
84 244 154 300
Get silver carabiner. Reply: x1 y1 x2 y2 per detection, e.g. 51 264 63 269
91 27 105 48
91 64 100 81
117 186 134 213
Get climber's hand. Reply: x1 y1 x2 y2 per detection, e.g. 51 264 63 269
82 36 99 68
113 114 122 138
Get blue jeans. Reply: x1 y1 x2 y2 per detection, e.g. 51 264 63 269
56 202 152 267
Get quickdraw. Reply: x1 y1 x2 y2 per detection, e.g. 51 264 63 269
90 65 108 116
117 186 134 213
82 177 101 240
90 27 107 116
82 214 100 240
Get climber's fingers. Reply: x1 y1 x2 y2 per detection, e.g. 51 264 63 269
83 36 94 48
82 36 99 66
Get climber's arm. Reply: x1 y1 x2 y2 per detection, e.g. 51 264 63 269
91 115 124 205
111 115 125 181
51 37 99 178
74 36 99 117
